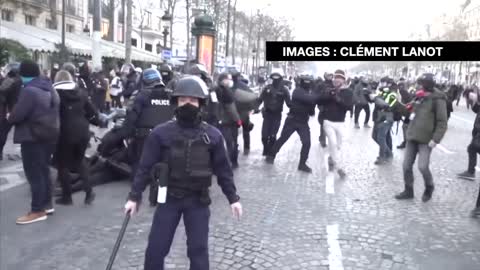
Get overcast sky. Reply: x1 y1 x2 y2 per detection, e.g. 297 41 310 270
236 0 465 73
236 0 465 41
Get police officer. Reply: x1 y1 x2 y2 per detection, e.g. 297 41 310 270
121 63 139 100
159 64 173 85
371 76 398 165
265 73 317 173
119 68 174 206
257 72 291 156
124 76 242 270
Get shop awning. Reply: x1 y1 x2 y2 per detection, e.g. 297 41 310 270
0 21 161 62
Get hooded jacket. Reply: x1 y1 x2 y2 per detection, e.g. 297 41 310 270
406 88 448 144
8 77 60 143
54 80 100 144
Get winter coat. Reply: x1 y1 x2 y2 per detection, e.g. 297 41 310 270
406 89 448 144
0 75 22 119
54 81 100 144
353 83 370 106
8 77 60 143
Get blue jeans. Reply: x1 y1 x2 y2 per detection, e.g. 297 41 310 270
21 142 54 212
372 121 393 159
144 195 210 270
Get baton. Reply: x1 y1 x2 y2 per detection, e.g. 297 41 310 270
105 211 131 270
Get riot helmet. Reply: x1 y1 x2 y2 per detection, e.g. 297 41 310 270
142 68 163 86
171 76 209 104
299 73 314 89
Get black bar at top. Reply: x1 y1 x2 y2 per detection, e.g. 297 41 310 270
265 41 480 61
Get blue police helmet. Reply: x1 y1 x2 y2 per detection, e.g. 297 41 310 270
142 68 163 85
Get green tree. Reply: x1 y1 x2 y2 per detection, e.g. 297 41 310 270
0 38 30 66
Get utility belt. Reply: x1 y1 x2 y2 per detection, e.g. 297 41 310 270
134 127 152 138
167 187 211 205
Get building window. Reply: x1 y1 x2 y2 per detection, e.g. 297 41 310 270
1 9 13 21
157 16 161 30
145 11 152 28
25 15 36 26
132 38 137 47
145 43 152 52
46 19 56 29
67 24 75 33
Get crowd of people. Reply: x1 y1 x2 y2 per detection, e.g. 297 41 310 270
1 58 480 269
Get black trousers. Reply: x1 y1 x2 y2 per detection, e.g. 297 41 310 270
241 115 251 150
145 195 209 270
219 124 239 166
271 117 311 164
354 104 370 124
0 117 12 155
111 95 123 108
56 138 91 197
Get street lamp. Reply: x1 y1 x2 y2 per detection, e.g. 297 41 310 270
161 11 172 49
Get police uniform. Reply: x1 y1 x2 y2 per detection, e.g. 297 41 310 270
266 75 317 172
127 76 240 270
121 69 174 205
258 73 291 156
372 84 398 164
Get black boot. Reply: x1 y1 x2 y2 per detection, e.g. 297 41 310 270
56 195 73 205
265 155 275 164
422 185 434 202
298 163 312 173
397 141 406 149
262 138 269 156
395 185 414 200
84 190 96 205
327 157 335 172
267 137 276 156
471 207 480 218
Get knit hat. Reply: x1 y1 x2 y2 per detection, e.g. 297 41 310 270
334 69 346 80
19 60 40 77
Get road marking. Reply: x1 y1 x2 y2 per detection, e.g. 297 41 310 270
451 115 474 125
0 173 26 192
437 144 455 154
327 224 344 270
326 173 335 194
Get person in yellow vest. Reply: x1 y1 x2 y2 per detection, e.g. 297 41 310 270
370 76 399 165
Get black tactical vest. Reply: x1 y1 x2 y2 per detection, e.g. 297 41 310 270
136 88 174 129
264 85 286 113
168 123 213 191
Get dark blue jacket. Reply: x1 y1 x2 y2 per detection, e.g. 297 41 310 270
129 120 240 204
8 77 60 143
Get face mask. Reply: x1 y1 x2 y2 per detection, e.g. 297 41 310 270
21 76 34 85
175 103 200 123
222 79 234 88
